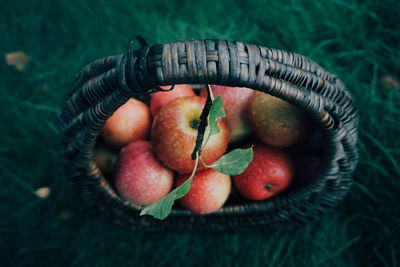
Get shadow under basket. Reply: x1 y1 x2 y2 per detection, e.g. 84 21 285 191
59 38 358 231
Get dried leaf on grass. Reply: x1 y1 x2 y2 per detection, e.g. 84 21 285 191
5 51 30 71
379 75 400 91
35 187 51 198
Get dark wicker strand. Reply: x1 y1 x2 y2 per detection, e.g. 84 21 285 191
74 55 122 91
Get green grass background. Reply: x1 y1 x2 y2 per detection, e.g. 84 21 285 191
1 0 399 266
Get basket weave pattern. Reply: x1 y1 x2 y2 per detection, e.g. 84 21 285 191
60 39 358 230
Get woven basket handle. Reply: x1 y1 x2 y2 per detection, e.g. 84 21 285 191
59 38 358 228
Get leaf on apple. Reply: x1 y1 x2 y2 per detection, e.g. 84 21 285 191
210 147 253 175
140 155 199 220
191 95 226 159
140 179 191 220
191 92 213 159
208 96 226 136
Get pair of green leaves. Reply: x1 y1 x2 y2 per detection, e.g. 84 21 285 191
140 96 253 220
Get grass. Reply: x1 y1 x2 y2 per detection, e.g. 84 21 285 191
1 0 399 266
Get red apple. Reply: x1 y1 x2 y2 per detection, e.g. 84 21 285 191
151 95 230 174
114 140 174 206
101 98 151 148
175 169 231 214
233 143 294 200
150 84 195 117
247 91 312 147
201 85 254 142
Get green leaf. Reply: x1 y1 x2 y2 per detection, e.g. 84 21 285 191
210 147 253 175
140 176 194 220
208 96 226 136
140 155 200 220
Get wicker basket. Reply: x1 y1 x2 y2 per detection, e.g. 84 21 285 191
59 38 358 231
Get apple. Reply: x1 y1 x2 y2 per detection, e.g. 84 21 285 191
101 98 151 148
247 91 312 147
175 169 231 214
151 95 230 174
233 142 294 200
290 131 327 156
293 154 321 187
94 144 118 175
114 140 174 206
201 85 254 142
150 84 195 117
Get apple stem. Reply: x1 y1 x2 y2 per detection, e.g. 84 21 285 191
264 184 272 191
199 155 212 168
207 84 215 101
191 87 213 160
190 120 200 129
199 85 215 148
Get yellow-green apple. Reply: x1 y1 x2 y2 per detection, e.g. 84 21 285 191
201 85 254 142
175 169 231 214
247 91 312 147
101 98 151 148
233 143 294 200
114 140 174 205
150 84 195 117
151 95 230 174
